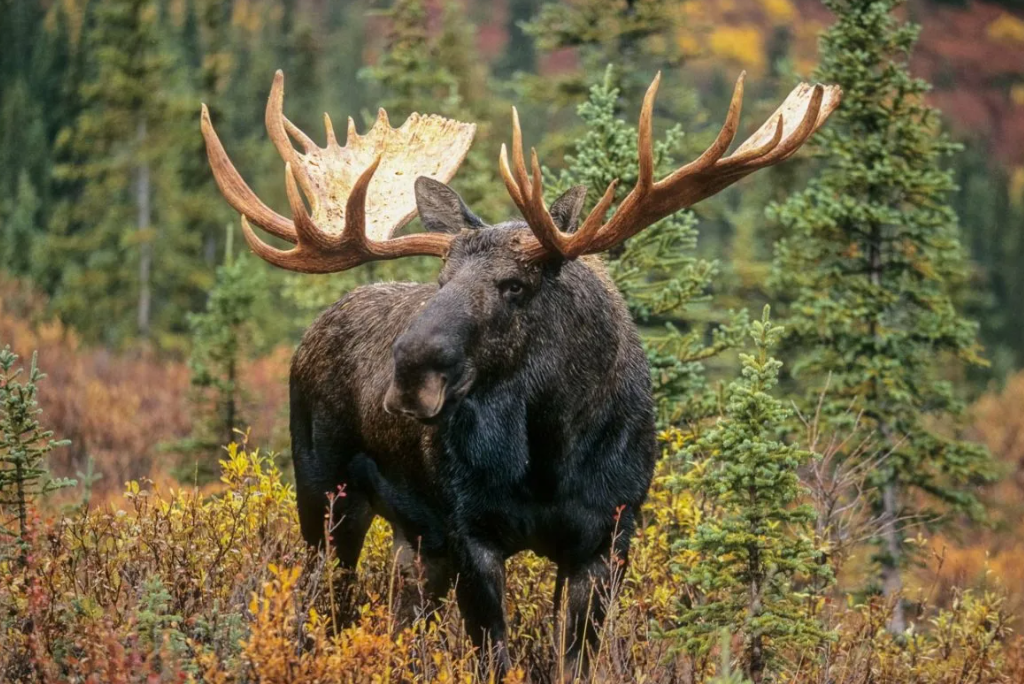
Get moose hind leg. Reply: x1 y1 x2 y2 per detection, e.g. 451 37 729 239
392 531 452 624
557 528 633 678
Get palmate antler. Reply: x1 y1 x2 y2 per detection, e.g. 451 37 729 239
500 72 843 261
200 70 476 273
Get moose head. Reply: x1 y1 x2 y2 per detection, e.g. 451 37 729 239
201 70 841 424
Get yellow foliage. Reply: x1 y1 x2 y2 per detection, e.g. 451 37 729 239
760 0 796 23
988 13 1024 44
707 25 766 74
1 438 1021 682
1011 166 1024 208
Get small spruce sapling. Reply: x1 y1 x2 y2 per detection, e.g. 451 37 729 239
0 345 73 553
666 307 831 683
185 229 266 459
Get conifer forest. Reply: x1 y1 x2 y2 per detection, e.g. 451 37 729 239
4 0 1024 681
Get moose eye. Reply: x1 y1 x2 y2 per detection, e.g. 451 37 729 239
499 279 525 298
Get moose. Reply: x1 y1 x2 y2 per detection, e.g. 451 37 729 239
200 70 840 673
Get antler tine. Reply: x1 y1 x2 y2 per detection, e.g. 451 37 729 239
748 84 824 166
284 162 335 252
285 118 319 153
636 72 661 191
498 144 523 205
658 72 745 190
324 113 338 147
340 154 382 249
572 180 619 255
200 104 298 244
265 70 297 166
511 108 533 201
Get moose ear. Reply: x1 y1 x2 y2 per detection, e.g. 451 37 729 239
414 177 485 234
549 185 588 233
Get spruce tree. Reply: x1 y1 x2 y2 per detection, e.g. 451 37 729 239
185 233 267 458
551 68 746 427
43 0 181 345
767 0 994 630
666 308 830 683
0 346 73 555
522 0 684 104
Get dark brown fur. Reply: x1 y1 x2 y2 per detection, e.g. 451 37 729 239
289 180 656 674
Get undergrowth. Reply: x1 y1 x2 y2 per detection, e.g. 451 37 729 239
1 437 1019 683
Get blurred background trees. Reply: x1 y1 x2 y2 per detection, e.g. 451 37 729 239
0 2 1023 682
1 0 1023 659
1 0 1021 379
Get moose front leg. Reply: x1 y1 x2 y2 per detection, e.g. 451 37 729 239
453 539 511 675
555 510 636 679
556 556 610 679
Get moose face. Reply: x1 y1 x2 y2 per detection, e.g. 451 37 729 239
202 70 840 418
383 179 586 422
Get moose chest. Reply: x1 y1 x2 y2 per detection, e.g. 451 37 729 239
436 392 614 562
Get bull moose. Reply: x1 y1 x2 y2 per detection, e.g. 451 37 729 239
200 70 840 673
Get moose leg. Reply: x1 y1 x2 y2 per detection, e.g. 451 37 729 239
392 531 452 624
558 556 609 677
453 540 510 674
557 514 635 677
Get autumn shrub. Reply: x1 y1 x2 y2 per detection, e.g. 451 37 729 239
1 434 1019 683
0 277 289 497
912 370 1024 631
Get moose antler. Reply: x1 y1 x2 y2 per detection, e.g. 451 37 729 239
500 72 842 261
200 70 476 273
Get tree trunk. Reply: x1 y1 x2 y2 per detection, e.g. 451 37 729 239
136 118 152 338
881 480 906 632
14 457 28 565
867 219 905 633
224 355 237 446
748 633 764 684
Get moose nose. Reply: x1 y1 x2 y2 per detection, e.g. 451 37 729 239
384 370 448 420
388 313 467 421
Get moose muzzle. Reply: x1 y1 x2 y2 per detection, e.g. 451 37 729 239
384 370 449 421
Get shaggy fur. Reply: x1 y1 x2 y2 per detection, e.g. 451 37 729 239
289 179 656 671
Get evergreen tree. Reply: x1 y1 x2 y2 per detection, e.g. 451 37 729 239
0 173 41 277
0 346 73 556
43 0 182 345
666 307 830 683
767 0 995 630
185 233 267 459
953 143 1024 380
360 0 459 119
522 0 685 104
552 67 746 427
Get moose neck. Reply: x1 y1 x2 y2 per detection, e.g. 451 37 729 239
450 257 633 428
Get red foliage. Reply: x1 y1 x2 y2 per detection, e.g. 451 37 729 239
0 278 290 497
